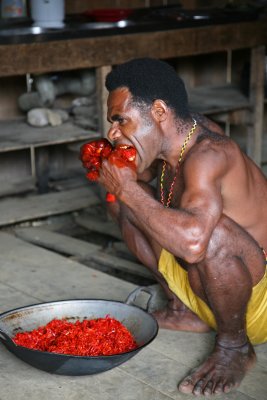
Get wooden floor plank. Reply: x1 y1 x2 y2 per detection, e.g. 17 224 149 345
110 241 139 262
75 213 122 240
0 187 100 227
14 226 153 280
0 231 135 302
89 252 155 280
14 226 101 257
0 233 265 400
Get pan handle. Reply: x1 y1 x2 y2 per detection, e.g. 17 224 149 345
125 286 158 312
0 328 16 347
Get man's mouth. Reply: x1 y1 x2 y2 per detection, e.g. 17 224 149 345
115 144 136 162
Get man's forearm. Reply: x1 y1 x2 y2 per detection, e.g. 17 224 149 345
119 181 211 263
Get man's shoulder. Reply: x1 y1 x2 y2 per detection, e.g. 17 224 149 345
196 130 230 147
184 131 235 179
189 131 232 161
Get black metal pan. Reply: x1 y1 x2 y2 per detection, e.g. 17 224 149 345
0 289 158 376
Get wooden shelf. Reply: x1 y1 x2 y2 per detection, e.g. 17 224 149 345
188 84 251 115
0 119 101 153
0 186 99 227
0 176 36 198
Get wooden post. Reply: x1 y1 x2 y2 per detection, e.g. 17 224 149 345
35 147 50 193
96 65 112 138
95 65 112 208
247 45 265 166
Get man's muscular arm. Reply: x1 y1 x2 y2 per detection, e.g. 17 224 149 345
100 144 228 264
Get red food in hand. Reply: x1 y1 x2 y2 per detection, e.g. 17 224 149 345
13 316 138 356
80 139 137 183
80 139 113 182
84 157 101 170
86 170 99 181
80 139 112 161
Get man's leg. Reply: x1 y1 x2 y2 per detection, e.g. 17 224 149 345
179 215 265 396
107 191 210 332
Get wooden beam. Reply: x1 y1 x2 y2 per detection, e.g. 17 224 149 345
0 21 266 76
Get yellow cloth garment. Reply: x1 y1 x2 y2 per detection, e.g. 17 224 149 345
158 248 267 345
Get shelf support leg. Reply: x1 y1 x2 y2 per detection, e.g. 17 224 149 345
248 45 265 166
96 65 112 138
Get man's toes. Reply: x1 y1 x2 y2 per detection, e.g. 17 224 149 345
203 381 214 396
214 382 224 394
178 377 195 394
193 380 206 396
223 382 234 393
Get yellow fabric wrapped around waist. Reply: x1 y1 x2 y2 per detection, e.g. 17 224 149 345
158 248 267 345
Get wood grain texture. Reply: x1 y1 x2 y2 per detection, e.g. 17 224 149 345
74 213 122 240
14 226 101 256
188 84 250 114
0 187 100 226
0 21 266 76
0 119 101 152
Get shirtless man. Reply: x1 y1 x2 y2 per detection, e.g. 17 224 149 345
96 58 267 396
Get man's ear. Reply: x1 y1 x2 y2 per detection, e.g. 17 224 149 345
151 99 168 122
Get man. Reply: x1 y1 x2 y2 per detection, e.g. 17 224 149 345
97 58 267 396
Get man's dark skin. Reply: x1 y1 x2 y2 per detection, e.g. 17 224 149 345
97 87 267 396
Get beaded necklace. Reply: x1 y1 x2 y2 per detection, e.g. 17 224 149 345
160 118 197 208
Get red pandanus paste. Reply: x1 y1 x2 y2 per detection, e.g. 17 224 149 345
80 139 137 182
80 139 113 182
13 316 138 356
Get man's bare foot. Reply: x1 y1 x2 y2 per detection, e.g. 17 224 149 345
178 339 256 396
152 307 210 333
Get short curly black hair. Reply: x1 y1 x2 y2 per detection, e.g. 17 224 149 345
105 57 190 120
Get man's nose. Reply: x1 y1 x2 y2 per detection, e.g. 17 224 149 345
107 124 121 142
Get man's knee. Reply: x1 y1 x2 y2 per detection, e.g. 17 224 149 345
205 215 246 261
205 214 261 264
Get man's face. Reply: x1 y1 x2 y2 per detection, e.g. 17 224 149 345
107 87 157 172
